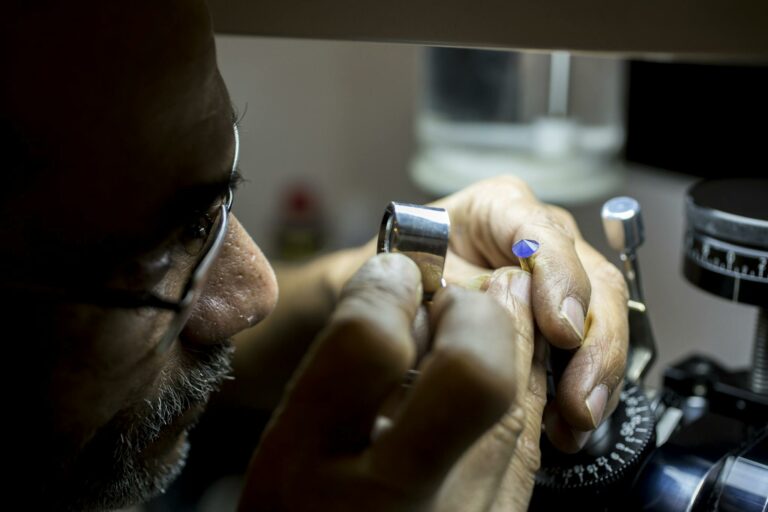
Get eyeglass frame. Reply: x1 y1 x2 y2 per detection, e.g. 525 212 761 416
2 123 240 354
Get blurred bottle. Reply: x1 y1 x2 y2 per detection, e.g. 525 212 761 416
274 182 326 261
412 48 627 204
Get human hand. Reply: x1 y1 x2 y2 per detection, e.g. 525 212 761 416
430 266 547 512
434 176 629 453
239 254 542 511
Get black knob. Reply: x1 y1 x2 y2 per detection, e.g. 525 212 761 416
532 384 656 509
683 179 768 307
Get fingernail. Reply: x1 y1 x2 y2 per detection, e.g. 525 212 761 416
508 271 531 305
586 384 609 428
560 296 585 341
571 429 590 450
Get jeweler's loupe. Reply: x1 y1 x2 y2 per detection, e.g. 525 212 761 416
377 202 450 300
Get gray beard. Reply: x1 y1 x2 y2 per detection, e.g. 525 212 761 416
49 341 235 512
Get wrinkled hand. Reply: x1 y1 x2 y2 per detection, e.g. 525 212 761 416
434 176 629 452
239 254 545 511
433 266 547 512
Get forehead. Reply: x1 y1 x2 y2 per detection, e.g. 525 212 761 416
3 2 235 268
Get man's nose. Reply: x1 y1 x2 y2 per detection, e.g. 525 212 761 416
181 215 278 345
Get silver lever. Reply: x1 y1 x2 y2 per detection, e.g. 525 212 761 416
602 197 657 384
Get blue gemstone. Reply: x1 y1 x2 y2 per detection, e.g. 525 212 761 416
512 239 540 258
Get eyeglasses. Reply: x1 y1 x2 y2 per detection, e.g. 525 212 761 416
4 124 240 354
154 167 235 353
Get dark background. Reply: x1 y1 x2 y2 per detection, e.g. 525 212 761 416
625 60 768 178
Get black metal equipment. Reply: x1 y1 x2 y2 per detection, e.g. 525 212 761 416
531 179 768 511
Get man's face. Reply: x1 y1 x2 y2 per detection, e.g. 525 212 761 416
3 2 277 510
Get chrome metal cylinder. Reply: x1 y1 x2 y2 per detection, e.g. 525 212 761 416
601 196 656 383
602 196 646 303
377 202 450 299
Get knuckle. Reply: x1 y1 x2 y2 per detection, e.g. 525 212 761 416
487 269 517 305
516 428 543 474
592 327 628 364
576 334 626 390
529 206 576 242
496 175 534 197
342 278 400 310
565 345 598 378
546 205 580 237
592 261 629 301
490 406 526 446
473 175 534 199
548 265 580 293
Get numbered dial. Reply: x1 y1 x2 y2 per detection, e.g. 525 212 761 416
683 179 768 307
534 385 656 504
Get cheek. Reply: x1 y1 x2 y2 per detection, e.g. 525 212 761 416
47 306 175 444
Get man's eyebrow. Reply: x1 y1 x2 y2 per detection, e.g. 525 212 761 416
175 178 230 211
155 115 242 234
159 169 240 228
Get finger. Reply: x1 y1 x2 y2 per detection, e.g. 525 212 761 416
443 184 591 350
433 406 527 512
431 268 534 512
512 206 592 351
491 333 548 512
543 401 586 453
485 268 534 395
267 253 423 455
370 285 523 493
436 176 536 269
444 249 492 287
376 304 431 423
553 240 629 432
541 383 622 453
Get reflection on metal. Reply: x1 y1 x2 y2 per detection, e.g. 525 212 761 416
377 202 450 300
602 196 657 384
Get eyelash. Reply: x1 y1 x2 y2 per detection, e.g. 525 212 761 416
185 212 215 240
182 169 243 245
230 168 244 191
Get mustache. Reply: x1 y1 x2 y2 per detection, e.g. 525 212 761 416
127 340 236 449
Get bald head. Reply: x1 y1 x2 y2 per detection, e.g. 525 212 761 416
2 1 235 279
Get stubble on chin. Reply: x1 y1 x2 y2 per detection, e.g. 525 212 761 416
46 340 235 512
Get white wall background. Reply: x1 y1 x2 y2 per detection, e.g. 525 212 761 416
215 35 757 388
216 36 427 254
